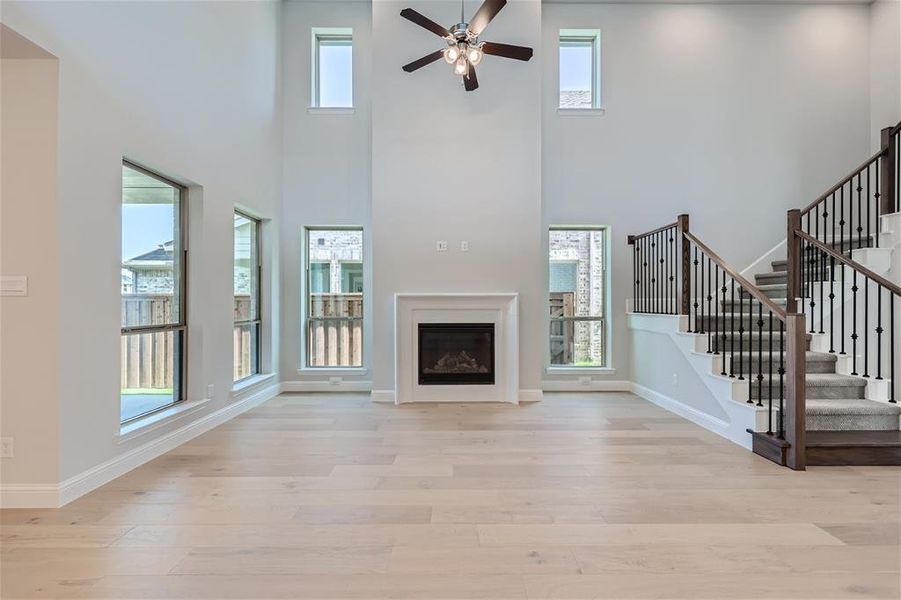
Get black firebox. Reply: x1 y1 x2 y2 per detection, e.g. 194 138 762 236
417 323 495 386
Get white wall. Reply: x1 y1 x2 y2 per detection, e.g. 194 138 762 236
870 0 901 150
0 29 60 488
370 0 544 396
0 1 281 485
280 0 373 388
543 2 872 381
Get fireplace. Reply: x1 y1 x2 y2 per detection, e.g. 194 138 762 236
418 323 495 385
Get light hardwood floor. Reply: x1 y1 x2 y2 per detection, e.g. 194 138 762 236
2 392 900 599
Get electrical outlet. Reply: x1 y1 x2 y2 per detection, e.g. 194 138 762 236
460 241 469 252
0 438 13 458
671 373 678 386
436 241 448 252
578 376 591 386
207 384 215 398
329 376 342 386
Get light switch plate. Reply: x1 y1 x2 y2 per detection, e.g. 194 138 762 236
436 241 448 252
460 241 469 251
207 384 215 398
0 276 27 296
0 438 13 458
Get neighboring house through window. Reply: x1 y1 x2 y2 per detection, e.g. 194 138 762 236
559 29 601 110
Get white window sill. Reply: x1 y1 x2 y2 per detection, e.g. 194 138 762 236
232 372 276 396
297 366 368 376
557 107 606 116
307 106 355 115
545 366 616 376
118 397 211 443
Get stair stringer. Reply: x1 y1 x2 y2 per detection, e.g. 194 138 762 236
628 312 763 449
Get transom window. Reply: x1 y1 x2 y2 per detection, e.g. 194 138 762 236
548 227 609 367
312 28 353 108
234 211 261 382
559 29 601 110
305 228 363 367
120 162 186 423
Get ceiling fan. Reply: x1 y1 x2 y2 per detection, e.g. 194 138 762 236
400 0 533 92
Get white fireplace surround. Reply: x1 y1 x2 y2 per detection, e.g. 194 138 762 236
392 293 519 404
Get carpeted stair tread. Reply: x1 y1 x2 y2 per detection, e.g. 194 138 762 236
805 398 901 416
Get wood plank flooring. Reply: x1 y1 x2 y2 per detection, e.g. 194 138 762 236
2 392 900 599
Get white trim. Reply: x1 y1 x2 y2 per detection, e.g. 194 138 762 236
629 382 734 438
557 107 606 116
296 367 369 376
518 389 544 403
0 484 59 509
545 366 616 376
307 107 355 115
231 372 277 396
1 381 280 509
370 390 396 403
281 380 372 393
60 382 279 506
118 398 211 443
542 379 631 392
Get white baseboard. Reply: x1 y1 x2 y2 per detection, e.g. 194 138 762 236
0 381 280 509
518 389 544 403
0 484 60 509
630 382 732 438
281 380 372 393
370 390 396 403
541 380 632 392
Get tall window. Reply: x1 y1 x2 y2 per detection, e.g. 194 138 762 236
549 227 608 367
234 211 261 382
305 228 363 367
121 162 186 423
559 29 601 110
312 28 353 108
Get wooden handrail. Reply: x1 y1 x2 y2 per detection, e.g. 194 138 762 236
682 230 789 320
627 221 678 243
799 150 884 216
794 230 901 297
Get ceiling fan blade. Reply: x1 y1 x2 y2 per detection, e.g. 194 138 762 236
400 8 451 38
402 50 445 73
482 41 533 61
468 0 506 36
464 66 479 92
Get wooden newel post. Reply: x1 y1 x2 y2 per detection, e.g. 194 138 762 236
784 313 807 471
786 209 801 314
881 127 896 216
677 214 690 316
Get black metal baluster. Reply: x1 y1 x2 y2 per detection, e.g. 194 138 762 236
730 279 735 378
856 173 863 251
706 257 713 352
714 266 720 355
633 241 639 313
693 246 699 333
840 261 846 356
699 250 706 336
829 253 836 354
876 284 883 381
875 160 881 248
851 269 859 375
864 277 870 378
866 164 872 248
739 283 745 387
819 204 825 334
756 302 764 407
767 311 773 434
720 274 727 375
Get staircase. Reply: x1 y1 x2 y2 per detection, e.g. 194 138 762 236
628 122 901 468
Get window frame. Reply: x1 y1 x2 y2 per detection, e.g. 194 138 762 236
120 160 188 424
311 27 354 109
233 209 262 384
303 226 365 369
547 225 611 370
558 29 602 112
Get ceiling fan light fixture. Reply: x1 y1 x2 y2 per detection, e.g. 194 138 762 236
453 55 468 76
444 45 459 64
467 45 483 66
